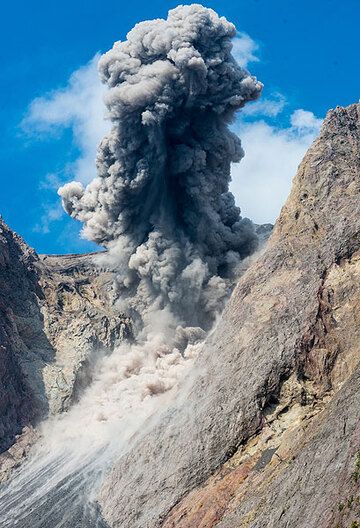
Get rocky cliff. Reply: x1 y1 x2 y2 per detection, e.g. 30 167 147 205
0 226 129 479
98 103 360 528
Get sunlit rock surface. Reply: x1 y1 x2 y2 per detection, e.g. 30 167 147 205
0 229 129 479
99 103 360 528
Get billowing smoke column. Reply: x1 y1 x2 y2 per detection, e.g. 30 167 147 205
0 9 263 525
59 4 262 330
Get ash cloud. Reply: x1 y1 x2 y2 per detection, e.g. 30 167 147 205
59 4 262 329
0 8 264 524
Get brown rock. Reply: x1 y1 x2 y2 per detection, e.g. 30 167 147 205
0 221 130 476
98 103 360 528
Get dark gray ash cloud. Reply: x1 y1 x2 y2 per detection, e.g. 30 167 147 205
0 9 264 527
59 3 262 330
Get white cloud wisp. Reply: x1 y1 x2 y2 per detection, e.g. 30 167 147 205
232 32 260 68
23 55 109 185
230 108 323 224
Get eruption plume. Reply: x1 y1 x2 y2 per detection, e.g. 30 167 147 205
59 3 262 329
0 7 263 526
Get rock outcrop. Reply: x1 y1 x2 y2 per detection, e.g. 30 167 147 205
0 225 129 478
98 104 360 528
36 253 130 414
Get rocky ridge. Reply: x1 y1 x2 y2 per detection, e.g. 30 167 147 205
98 103 360 528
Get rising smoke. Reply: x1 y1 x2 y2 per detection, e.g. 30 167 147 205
0 6 263 526
59 3 262 332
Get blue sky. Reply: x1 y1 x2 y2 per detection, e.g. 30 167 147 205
0 0 358 254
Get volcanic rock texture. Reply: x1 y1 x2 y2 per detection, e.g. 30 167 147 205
0 229 127 480
98 104 360 528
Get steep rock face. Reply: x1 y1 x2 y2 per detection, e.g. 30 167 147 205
0 225 128 478
35 253 129 414
99 103 360 528
0 223 41 453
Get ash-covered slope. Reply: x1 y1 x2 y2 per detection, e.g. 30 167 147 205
99 103 360 528
0 224 128 479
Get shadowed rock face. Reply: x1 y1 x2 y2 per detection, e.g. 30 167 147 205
0 223 41 453
98 103 360 528
0 226 129 480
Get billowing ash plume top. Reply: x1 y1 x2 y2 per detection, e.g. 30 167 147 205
59 4 262 331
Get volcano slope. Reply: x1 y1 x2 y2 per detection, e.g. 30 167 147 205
98 103 360 528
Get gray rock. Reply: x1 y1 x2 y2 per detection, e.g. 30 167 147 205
0 225 130 479
98 103 360 528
